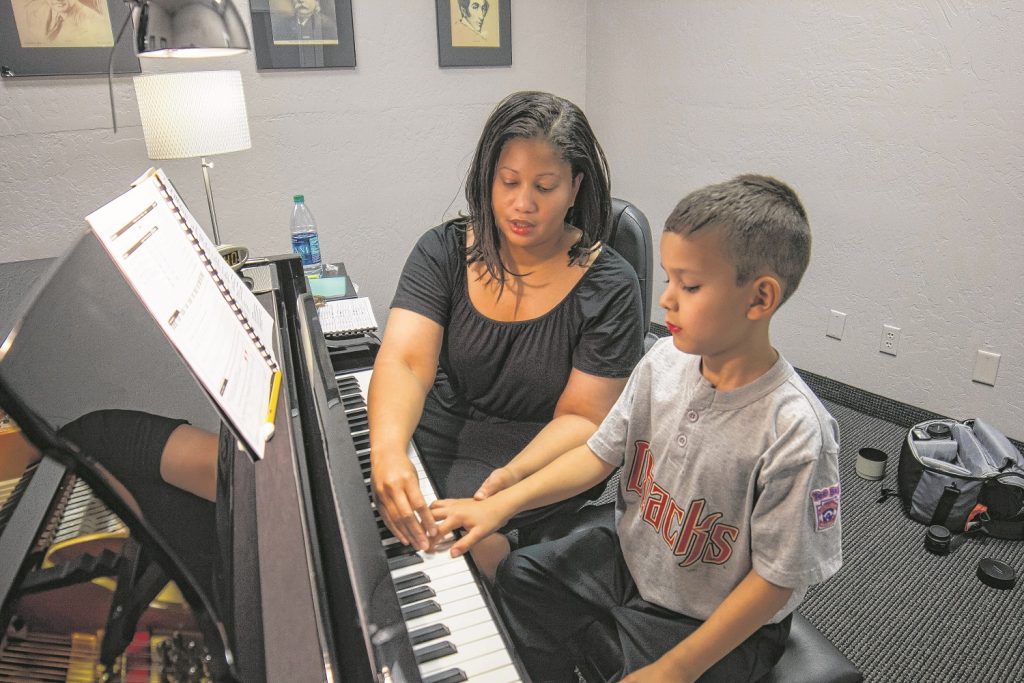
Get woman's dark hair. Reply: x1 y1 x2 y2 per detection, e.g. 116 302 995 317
460 91 611 289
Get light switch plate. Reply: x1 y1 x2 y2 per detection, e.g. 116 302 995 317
826 310 846 340
972 350 1000 386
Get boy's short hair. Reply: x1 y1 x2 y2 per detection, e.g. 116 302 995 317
665 174 810 306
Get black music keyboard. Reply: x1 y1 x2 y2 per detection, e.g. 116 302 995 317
334 369 524 683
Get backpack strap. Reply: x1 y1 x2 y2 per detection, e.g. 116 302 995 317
929 482 961 527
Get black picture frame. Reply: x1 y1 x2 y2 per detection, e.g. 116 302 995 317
249 0 355 70
0 0 139 78
435 0 511 68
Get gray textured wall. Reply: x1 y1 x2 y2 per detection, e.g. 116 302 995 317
0 1 589 332
1 1 1021 439
587 0 1022 439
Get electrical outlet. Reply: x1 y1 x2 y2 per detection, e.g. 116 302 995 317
973 350 1000 386
880 324 900 356
826 310 846 340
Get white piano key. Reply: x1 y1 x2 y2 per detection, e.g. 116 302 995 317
404 594 490 632
410 617 501 662
418 634 514 678
460 665 523 683
424 579 484 606
416 629 514 676
427 569 478 593
433 606 509 636
391 549 472 582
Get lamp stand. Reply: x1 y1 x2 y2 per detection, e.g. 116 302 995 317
202 158 250 273
200 157 221 245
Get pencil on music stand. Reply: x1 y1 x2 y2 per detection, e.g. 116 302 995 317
261 371 283 441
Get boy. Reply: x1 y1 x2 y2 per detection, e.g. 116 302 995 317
430 175 842 682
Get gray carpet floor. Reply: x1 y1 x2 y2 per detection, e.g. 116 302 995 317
800 401 1024 683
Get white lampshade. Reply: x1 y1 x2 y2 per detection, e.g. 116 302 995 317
134 70 251 160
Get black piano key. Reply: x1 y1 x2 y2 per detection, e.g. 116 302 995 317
393 571 430 592
401 599 441 621
385 542 418 559
342 397 365 412
422 669 468 683
414 641 458 664
335 375 359 389
408 623 450 646
397 586 436 605
388 554 424 571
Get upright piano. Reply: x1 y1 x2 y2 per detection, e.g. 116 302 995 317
0 255 526 682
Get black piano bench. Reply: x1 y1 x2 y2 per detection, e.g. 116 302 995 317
760 612 862 683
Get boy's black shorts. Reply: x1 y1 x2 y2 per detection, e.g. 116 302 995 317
494 515 790 682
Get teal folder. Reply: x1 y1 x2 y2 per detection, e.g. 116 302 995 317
308 275 355 300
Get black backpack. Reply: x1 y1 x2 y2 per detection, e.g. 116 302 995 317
897 418 1024 539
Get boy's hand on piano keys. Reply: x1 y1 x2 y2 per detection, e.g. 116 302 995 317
430 497 510 558
472 466 519 500
371 452 437 551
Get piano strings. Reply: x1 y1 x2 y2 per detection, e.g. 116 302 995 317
1 463 210 682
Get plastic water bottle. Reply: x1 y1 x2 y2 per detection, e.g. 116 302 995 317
290 194 323 277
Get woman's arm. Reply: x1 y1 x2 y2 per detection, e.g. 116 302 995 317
474 369 626 498
160 424 219 503
368 308 445 551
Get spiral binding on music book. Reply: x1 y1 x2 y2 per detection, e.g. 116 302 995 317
151 174 279 373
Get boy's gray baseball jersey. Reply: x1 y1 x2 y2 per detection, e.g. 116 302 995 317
588 337 843 623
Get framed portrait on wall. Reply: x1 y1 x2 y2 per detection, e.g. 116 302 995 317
249 0 355 70
0 0 139 77
435 0 511 68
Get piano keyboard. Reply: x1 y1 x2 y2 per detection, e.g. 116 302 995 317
335 370 524 683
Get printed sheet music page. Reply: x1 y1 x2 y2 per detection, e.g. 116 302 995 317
85 169 276 458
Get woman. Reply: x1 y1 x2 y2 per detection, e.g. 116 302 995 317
368 91 645 578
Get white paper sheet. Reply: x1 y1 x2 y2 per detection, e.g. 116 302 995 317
85 168 277 458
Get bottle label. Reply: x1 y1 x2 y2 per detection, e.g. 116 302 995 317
291 231 322 268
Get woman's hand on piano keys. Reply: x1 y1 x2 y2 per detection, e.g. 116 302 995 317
430 496 512 558
371 451 438 551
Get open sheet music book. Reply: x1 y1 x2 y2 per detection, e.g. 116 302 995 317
85 168 277 459
319 297 378 337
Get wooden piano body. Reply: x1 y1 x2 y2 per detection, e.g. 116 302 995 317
0 250 525 682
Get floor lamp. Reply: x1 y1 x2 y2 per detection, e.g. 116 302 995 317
133 70 251 250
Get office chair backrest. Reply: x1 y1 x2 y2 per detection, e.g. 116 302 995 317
606 197 654 334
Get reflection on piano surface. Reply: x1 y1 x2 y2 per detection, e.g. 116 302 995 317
0 256 526 682
0 434 211 681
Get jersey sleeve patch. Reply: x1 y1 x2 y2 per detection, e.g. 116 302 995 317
811 483 841 532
